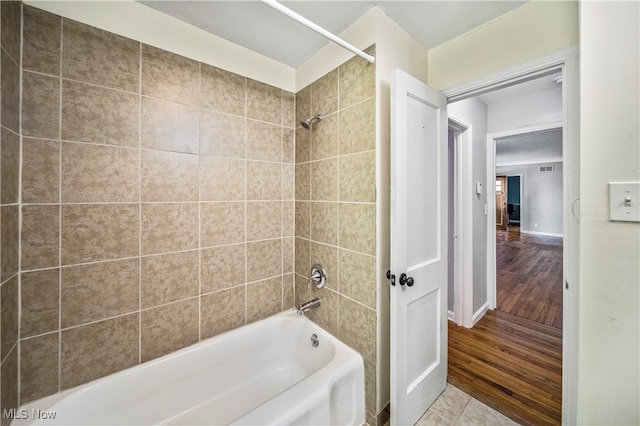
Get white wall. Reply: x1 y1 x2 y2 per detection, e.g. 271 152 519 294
427 1 579 91
294 6 428 90
488 88 562 134
295 9 377 90
578 2 640 424
496 162 563 236
448 98 488 314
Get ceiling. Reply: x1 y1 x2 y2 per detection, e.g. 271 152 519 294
476 71 562 105
496 128 563 167
478 70 562 166
139 1 528 68
138 0 559 166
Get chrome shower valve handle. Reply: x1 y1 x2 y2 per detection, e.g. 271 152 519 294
308 264 326 289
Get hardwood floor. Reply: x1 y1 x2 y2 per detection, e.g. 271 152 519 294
447 228 564 425
496 228 563 329
448 311 562 425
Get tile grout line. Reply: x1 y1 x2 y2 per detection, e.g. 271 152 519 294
57 13 64 395
16 2 25 406
280 89 285 312
336 63 342 334
197 61 202 342
243 76 248 326
137 40 142 366
306 86 312 303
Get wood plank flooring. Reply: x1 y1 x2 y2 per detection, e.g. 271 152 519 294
447 228 563 425
496 228 563 329
448 311 562 425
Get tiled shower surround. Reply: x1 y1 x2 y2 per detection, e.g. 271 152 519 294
294 46 377 423
16 4 297 406
1 1 22 423
0 3 381 424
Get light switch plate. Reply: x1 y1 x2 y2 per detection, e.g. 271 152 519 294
609 182 640 222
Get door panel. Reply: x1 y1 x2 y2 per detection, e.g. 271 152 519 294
406 288 440 391
391 68 447 426
406 96 439 267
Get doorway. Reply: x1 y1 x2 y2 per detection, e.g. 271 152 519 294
493 128 564 328
389 47 579 425
447 115 473 328
445 49 578 423
495 175 507 231
495 174 523 232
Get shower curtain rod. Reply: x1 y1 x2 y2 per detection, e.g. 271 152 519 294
260 0 375 64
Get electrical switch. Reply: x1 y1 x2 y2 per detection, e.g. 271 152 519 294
609 182 640 222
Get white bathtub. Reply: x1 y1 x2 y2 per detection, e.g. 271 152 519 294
16 310 365 425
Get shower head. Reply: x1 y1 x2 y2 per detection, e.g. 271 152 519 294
301 114 324 130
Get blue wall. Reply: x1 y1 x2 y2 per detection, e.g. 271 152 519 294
507 175 521 204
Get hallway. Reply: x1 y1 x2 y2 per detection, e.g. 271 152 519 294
446 229 563 425
448 310 562 425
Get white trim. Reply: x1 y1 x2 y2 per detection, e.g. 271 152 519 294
447 310 455 322
560 48 580 426
497 158 563 167
448 114 474 328
446 124 460 324
442 46 578 102
521 230 564 238
488 122 563 139
472 302 490 326
486 143 497 310
442 45 579 426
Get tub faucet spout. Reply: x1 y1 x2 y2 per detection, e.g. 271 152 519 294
297 298 321 315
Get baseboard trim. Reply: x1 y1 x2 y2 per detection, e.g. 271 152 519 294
521 230 564 238
472 302 490 326
447 310 455 322
375 403 390 426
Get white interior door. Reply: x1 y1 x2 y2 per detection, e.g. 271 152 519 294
390 68 448 426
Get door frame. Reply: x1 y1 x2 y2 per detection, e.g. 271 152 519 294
487 122 563 308
447 114 474 328
441 45 579 425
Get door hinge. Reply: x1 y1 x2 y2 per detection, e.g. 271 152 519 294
565 280 569 290
386 270 396 286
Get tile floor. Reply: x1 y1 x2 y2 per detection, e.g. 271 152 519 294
415 384 519 426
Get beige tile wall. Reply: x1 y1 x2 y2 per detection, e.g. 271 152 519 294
0 1 22 422
18 6 296 405
294 45 378 424
4 4 380 421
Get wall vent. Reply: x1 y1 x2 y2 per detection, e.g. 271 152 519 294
539 165 554 172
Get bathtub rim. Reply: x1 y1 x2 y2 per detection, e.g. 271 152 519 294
17 309 365 425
